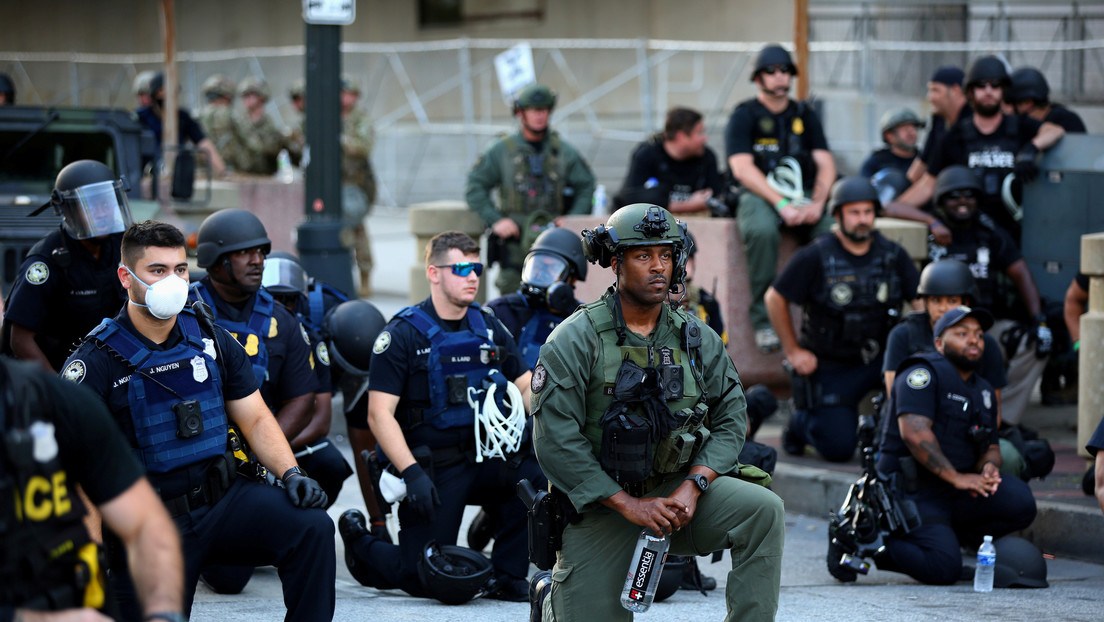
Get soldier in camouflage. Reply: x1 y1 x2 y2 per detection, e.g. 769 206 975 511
285 79 306 165
198 74 242 172
233 77 289 175
340 78 376 297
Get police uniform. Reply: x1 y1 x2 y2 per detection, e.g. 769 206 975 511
684 283 726 344
1044 104 1086 133
0 357 143 618
465 130 596 293
876 352 1036 585
615 135 725 210
136 106 206 154
345 297 544 595
3 228 125 370
485 291 582 371
60 308 335 621
723 98 836 332
531 290 784 622
772 231 920 461
883 311 1007 391
292 321 353 503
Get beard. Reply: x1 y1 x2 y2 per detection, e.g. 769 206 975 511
841 225 872 243
974 100 1001 118
944 346 982 372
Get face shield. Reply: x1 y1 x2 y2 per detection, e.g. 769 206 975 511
55 179 133 239
262 256 308 296
521 252 570 290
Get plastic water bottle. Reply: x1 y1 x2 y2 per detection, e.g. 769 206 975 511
591 184 608 216
974 535 996 592
620 529 669 612
276 149 294 183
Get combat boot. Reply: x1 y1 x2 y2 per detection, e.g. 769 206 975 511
529 570 552 622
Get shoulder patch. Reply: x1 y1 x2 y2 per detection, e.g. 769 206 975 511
906 368 931 389
316 341 330 366
62 359 86 384
299 324 310 345
373 331 392 354
532 363 547 394
26 261 49 285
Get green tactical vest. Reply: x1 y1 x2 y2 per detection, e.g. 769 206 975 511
500 132 566 218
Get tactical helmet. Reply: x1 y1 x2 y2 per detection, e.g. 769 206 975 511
237 76 271 100
917 259 979 304
133 70 157 96
879 107 925 135
966 56 1011 89
149 72 165 97
1008 67 1050 104
49 160 133 239
195 208 271 268
653 555 690 602
0 73 15 103
684 229 698 258
513 83 557 112
828 176 881 216
933 165 983 206
323 299 386 411
202 74 235 100
582 203 688 289
525 227 588 282
288 78 306 100
261 251 308 297
417 541 495 605
993 536 1049 588
752 44 797 80
340 77 360 95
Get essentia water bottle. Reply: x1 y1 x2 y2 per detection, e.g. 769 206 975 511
974 535 996 592
620 529 669 612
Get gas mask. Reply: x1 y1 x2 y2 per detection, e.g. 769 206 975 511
126 268 190 319
521 252 575 314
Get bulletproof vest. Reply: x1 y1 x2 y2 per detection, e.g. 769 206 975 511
89 312 229 474
903 312 936 355
0 359 97 611
304 280 349 334
395 304 504 430
518 306 563 371
960 114 1020 199
933 224 1018 319
801 233 903 362
738 98 816 190
190 281 273 385
500 132 565 216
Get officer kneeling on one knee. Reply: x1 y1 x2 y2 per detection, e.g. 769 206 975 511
340 230 545 604
530 203 785 622
859 306 1037 586
60 221 335 621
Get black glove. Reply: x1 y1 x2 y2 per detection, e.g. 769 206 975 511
1033 314 1053 359
401 463 440 522
1014 143 1040 183
283 468 328 508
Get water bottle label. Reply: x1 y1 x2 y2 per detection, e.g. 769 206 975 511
627 548 659 602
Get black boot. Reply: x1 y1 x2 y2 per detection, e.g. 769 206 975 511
529 570 552 622
679 557 717 593
467 508 493 552
338 509 376 587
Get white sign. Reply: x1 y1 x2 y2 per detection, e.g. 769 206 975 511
303 0 355 25
494 42 536 104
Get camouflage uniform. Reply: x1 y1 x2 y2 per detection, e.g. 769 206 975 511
198 104 242 171
341 106 376 293
232 110 287 175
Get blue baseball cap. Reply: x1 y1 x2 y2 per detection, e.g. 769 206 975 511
934 305 994 338
930 66 964 87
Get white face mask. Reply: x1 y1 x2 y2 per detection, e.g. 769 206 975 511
127 268 190 319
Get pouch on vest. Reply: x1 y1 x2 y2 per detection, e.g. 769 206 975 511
654 403 709 474
599 405 652 485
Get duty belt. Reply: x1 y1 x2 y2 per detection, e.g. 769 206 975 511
158 454 235 518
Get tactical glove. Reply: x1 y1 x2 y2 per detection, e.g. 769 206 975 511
1014 143 1040 183
283 469 328 508
401 463 440 522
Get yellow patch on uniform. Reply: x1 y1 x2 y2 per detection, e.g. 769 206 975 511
299 324 310 345
792 116 804 135
907 368 931 389
268 319 279 338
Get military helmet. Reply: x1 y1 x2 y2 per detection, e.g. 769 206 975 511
237 76 271 100
752 44 797 79
966 55 1011 89
262 251 308 297
879 107 925 135
49 160 134 240
340 76 360 95
195 208 271 268
1008 67 1050 104
993 536 1049 588
917 259 979 304
526 227 588 282
288 78 306 100
933 165 983 206
828 176 881 216
582 203 688 289
202 74 235 100
514 83 556 112
0 72 15 103
417 541 495 605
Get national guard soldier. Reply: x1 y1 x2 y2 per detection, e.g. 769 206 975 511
1 356 185 622
725 44 837 353
339 231 543 603
529 203 784 621
3 160 131 372
1007 67 1087 133
466 83 596 294
765 177 920 462
340 77 377 297
60 220 333 621
197 74 242 171
850 306 1037 585
285 79 306 164
232 77 288 175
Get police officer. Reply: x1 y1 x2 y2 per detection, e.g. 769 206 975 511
1 356 185 622
926 166 1051 429
725 44 837 353
3 160 131 372
339 231 543 602
530 203 784 621
860 107 925 178
136 72 226 177
60 220 334 620
197 74 241 170
856 306 1037 585
765 177 920 462
232 77 289 175
466 83 596 294
1007 67 1087 133
615 107 725 216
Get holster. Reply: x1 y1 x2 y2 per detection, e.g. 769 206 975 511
784 361 817 411
518 479 564 571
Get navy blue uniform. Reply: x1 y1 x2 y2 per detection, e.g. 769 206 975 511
348 297 544 596
294 323 352 503
883 311 1007 390
876 352 1036 585
3 228 125 370
485 291 580 371
61 309 335 621
1087 416 1104 457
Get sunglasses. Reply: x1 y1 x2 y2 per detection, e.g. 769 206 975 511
974 79 1004 91
946 190 976 200
435 262 484 277
760 65 793 76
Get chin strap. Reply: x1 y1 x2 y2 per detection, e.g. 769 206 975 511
469 371 526 463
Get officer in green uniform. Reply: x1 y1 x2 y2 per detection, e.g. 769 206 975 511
465 83 596 294
197 74 242 171
530 204 784 622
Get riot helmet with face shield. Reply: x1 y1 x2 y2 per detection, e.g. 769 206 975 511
46 160 134 240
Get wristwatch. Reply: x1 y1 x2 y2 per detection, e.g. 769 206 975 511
684 473 709 493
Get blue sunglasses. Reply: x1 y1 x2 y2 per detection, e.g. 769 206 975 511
435 262 484 277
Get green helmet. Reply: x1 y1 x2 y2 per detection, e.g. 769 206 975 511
582 203 688 288
514 83 556 112
879 107 925 135
202 74 235 100
237 76 271 100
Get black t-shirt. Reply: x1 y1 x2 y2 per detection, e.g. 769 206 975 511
771 233 920 307
882 312 1007 390
724 98 829 188
1087 415 1104 456
860 148 916 178
136 106 206 149
935 222 1024 318
618 138 725 208
1045 104 1087 133
920 108 972 167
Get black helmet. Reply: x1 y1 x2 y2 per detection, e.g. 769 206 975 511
993 536 1048 588
933 165 983 206
1008 67 1049 104
49 160 133 239
828 176 880 216
261 251 308 297
684 229 698 258
417 541 495 605
0 73 14 103
917 259 979 304
752 44 797 79
323 299 386 411
965 56 1010 89
525 227 588 282
582 203 688 290
195 208 271 268
653 555 690 602
513 83 556 112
